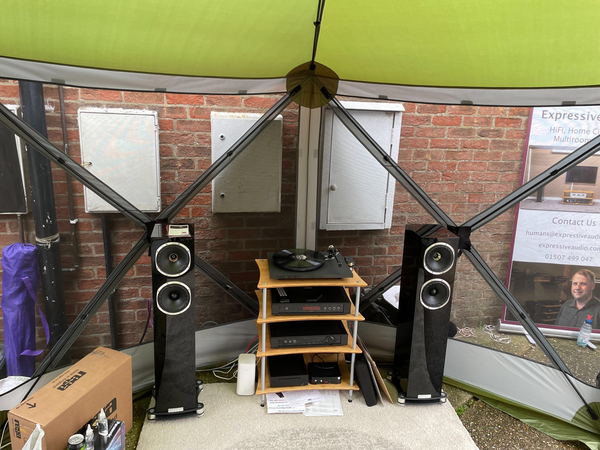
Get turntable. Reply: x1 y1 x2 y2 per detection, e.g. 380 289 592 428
267 247 354 280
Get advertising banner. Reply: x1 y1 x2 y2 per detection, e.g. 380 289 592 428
502 107 600 337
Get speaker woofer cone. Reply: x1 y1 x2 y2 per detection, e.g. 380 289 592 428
155 242 191 277
420 279 451 310
423 242 455 275
156 281 192 315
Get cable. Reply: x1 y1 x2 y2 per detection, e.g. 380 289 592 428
483 324 511 344
457 327 476 338
245 335 258 353
198 321 219 331
0 420 7 450
196 337 259 381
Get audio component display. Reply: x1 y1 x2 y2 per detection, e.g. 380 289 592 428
269 321 348 348
268 354 308 388
271 286 352 315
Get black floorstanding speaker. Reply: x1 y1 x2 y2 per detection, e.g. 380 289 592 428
391 224 459 404
148 223 203 420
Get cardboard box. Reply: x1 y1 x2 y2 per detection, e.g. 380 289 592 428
8 347 132 450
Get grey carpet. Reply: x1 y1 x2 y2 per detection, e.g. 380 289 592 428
137 384 478 450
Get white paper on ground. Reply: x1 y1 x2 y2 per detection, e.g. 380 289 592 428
266 393 305 414
303 390 343 416
282 390 323 407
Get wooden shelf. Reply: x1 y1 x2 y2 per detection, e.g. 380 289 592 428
254 290 365 324
255 259 367 289
256 354 360 395
255 321 361 357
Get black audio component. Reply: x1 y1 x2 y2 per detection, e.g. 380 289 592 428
271 286 352 315
269 321 348 348
267 249 353 280
391 224 459 404
308 362 342 384
268 354 308 388
149 223 203 420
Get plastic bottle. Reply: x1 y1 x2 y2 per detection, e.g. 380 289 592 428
97 408 108 437
577 317 593 347
85 424 95 450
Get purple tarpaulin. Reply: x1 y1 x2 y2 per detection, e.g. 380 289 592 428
1 243 49 376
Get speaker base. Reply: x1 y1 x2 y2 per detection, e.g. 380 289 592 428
397 391 447 405
147 381 205 421
147 403 205 421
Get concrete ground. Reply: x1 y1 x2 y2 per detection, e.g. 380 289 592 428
125 329 599 449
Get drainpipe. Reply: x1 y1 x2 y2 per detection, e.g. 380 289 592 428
101 214 118 349
58 86 79 272
19 81 69 354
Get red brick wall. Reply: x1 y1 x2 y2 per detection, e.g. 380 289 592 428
0 79 529 360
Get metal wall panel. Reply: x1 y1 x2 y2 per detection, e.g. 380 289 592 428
0 105 27 215
78 108 161 213
211 112 283 213
320 102 403 230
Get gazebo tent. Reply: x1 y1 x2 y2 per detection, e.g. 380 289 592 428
1 0 600 447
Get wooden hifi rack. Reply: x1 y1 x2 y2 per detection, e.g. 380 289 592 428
254 258 366 405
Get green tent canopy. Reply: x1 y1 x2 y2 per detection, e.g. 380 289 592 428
2 0 600 105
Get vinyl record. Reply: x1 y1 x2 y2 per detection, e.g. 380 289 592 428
272 249 326 272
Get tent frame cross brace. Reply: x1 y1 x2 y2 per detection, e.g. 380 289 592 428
0 78 597 419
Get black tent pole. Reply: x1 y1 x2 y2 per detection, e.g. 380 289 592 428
19 81 69 355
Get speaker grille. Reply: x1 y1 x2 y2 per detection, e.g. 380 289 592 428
419 278 451 310
156 281 192 315
155 242 192 277
423 242 455 275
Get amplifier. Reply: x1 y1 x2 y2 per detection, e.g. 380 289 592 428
268 354 308 388
269 321 348 348
271 286 352 315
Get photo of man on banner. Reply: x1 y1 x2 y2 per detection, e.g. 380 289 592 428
555 269 600 328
